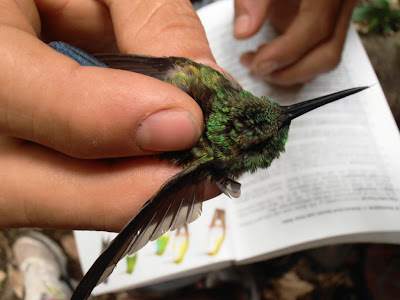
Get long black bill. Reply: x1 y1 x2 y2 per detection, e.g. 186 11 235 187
281 86 369 125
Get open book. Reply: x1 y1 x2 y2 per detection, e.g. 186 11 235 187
74 0 400 295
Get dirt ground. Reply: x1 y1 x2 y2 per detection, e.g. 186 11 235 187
1 32 399 300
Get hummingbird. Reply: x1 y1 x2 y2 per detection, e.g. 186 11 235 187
49 41 368 300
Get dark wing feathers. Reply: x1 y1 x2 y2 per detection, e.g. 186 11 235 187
49 41 184 80
149 198 175 241
71 166 206 300
93 54 187 80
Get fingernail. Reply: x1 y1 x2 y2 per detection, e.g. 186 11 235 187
136 109 202 152
234 14 250 37
252 61 279 78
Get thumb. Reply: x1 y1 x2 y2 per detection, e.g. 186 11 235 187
0 32 203 159
233 0 271 39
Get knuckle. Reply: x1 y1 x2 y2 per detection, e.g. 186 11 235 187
301 3 338 42
263 74 296 87
322 47 342 70
321 16 335 35
311 18 335 43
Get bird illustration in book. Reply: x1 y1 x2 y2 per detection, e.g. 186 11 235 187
49 41 368 300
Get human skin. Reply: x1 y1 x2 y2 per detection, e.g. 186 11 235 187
0 0 220 231
234 0 358 86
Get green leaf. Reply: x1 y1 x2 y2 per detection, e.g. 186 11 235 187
367 17 380 32
382 22 392 32
394 9 400 21
352 0 400 33
370 0 390 9
352 6 379 22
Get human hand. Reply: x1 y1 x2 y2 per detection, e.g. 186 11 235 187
233 0 358 86
0 0 219 231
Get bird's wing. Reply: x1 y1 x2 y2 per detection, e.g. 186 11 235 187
48 41 185 80
71 165 207 300
93 53 189 81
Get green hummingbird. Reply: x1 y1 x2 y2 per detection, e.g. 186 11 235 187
49 42 368 300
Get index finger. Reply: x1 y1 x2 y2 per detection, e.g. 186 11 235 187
100 0 218 66
250 0 342 78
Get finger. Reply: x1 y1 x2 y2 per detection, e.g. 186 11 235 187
32 0 222 67
0 137 218 231
33 0 117 52
0 30 203 158
233 0 270 39
1 0 39 35
264 0 358 86
249 0 342 79
100 0 217 66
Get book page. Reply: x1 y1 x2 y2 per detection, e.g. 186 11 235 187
198 0 400 262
